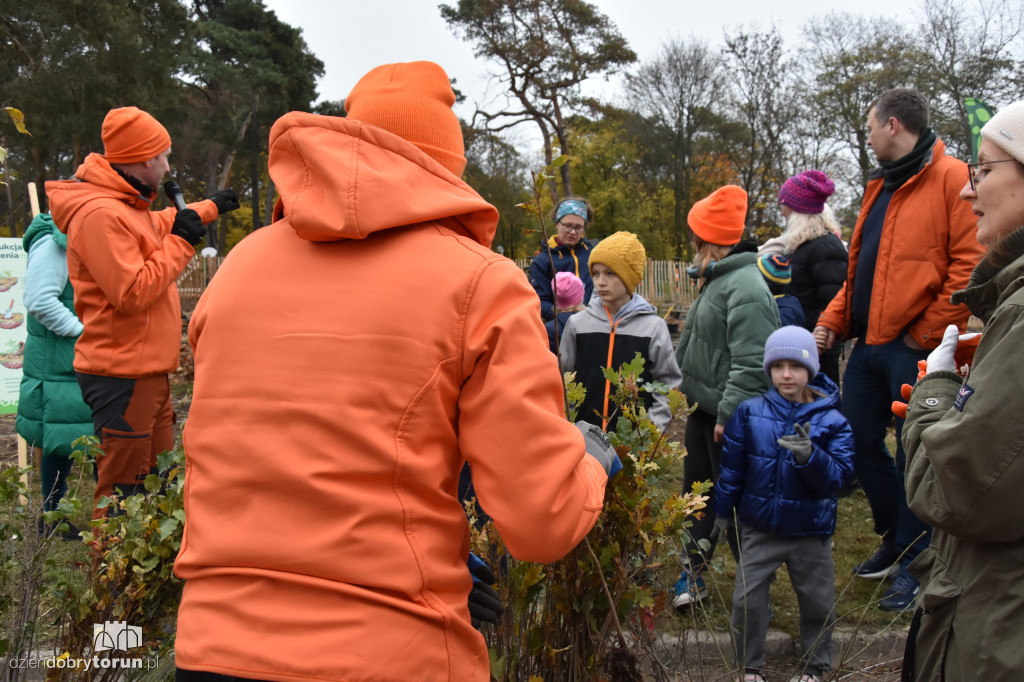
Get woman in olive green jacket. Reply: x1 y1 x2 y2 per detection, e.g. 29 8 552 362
901 100 1024 680
671 185 780 608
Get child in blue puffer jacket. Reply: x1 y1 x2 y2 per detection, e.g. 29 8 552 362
714 326 855 682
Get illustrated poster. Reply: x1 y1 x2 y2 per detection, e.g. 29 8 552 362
0 238 28 414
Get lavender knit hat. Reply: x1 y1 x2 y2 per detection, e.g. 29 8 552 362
763 325 820 378
778 170 835 215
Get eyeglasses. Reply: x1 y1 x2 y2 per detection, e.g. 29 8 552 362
558 222 585 233
967 158 1018 191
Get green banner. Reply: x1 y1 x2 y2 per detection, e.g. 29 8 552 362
965 98 996 163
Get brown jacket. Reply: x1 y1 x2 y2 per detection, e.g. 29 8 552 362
46 154 218 377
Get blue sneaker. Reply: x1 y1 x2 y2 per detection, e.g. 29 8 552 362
853 537 900 580
672 571 707 609
879 565 919 612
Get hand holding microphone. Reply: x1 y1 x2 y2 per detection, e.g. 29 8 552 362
164 181 205 246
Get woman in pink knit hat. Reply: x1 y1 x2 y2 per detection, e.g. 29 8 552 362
773 169 849 382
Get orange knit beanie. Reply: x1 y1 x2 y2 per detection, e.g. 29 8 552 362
687 185 748 246
102 107 172 164
345 61 466 177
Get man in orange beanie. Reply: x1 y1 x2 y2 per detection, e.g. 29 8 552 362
173 61 618 682
45 106 239 519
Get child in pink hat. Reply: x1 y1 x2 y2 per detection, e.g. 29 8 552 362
545 272 586 353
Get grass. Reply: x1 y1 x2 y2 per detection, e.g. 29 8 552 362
655 425 912 640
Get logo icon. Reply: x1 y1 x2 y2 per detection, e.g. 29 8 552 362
92 621 142 652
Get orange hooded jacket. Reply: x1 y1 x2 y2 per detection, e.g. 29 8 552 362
173 113 608 681
46 154 218 377
816 138 983 348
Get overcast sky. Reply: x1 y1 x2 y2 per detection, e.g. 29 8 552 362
262 0 921 116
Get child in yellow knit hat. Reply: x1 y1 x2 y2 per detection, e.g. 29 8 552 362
559 231 681 433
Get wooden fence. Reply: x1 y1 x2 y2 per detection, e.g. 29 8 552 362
514 258 696 310
179 255 696 311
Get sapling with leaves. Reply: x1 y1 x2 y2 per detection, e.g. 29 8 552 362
467 156 710 680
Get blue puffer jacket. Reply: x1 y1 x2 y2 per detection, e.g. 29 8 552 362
714 372 855 537
528 236 594 320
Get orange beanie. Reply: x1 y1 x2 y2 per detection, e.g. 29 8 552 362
687 185 748 246
345 61 466 177
101 107 172 164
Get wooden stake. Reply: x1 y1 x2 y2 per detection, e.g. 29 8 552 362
17 183 40 503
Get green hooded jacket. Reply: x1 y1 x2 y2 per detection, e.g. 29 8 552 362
902 225 1024 680
675 247 780 426
15 214 93 457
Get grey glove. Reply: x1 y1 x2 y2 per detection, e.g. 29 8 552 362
575 421 622 477
710 515 733 543
777 422 812 465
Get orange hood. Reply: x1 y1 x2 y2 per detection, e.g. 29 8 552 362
267 111 497 245
47 153 154 230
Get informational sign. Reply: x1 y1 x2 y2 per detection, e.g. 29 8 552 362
0 237 28 414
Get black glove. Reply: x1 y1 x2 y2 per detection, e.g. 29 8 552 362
209 188 240 215
467 553 503 628
574 421 623 477
777 422 813 465
171 208 205 246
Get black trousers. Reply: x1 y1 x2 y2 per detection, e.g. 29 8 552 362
682 408 740 572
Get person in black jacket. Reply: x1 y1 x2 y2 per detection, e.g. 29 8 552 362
774 170 848 383
528 197 596 321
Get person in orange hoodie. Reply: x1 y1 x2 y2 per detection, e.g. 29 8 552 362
173 61 618 682
45 107 239 518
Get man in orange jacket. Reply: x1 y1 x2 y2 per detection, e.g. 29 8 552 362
813 89 983 611
173 62 618 682
46 107 238 518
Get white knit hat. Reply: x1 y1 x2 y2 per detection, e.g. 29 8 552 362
981 100 1024 165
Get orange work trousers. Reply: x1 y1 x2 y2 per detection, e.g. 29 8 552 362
76 373 174 518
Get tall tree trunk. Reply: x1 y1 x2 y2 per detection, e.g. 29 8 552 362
248 93 261 232
263 176 276 227
206 148 222 252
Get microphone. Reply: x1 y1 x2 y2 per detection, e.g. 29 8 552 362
163 180 187 211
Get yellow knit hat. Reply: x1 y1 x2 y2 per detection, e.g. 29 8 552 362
589 231 646 294
345 61 467 177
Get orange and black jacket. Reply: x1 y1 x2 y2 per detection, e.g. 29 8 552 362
559 294 681 432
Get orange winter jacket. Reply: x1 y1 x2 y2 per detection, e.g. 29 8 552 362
817 139 983 349
173 112 608 682
46 154 218 377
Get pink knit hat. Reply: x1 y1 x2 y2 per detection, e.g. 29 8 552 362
553 272 585 308
778 170 835 215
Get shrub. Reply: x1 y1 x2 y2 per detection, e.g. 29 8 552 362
471 354 711 681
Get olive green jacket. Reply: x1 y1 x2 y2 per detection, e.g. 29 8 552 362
902 226 1024 680
675 248 780 426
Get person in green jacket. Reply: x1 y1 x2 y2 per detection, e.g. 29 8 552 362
900 99 1024 680
15 212 93 539
671 185 781 609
